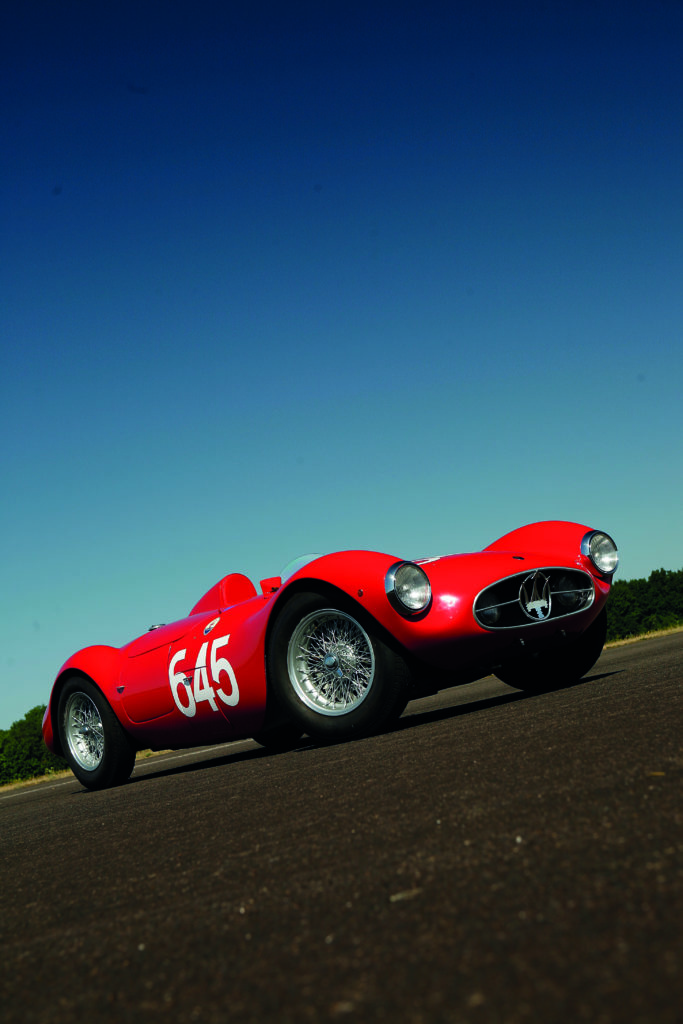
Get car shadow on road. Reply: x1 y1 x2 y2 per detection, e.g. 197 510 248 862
391 668 624 732
124 669 624 785
127 744 277 785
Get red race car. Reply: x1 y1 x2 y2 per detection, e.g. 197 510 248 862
43 520 618 789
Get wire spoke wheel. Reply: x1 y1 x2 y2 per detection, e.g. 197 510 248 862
57 677 136 789
287 609 375 715
270 593 410 741
63 691 105 770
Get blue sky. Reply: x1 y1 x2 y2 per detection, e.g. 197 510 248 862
2 1 681 728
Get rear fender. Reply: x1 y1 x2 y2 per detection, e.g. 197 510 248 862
47 646 125 756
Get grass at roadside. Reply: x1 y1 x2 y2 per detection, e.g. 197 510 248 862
0 748 173 793
606 623 683 647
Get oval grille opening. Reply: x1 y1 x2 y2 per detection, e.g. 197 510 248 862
474 568 594 629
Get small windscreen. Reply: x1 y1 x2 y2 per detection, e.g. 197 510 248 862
279 553 323 582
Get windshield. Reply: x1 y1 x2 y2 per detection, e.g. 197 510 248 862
279 553 323 583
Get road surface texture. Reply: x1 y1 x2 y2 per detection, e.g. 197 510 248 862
2 634 681 1024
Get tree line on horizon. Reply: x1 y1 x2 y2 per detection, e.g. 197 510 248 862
2 567 682 786
604 568 683 641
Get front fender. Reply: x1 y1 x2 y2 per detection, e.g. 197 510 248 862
485 521 591 556
264 541 612 680
265 551 420 660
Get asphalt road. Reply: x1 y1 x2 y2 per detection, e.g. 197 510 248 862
2 634 681 1024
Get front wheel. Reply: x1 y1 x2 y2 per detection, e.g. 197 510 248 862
252 721 305 752
268 593 410 741
494 609 607 691
57 677 136 789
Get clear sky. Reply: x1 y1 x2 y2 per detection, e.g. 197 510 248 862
2 1 682 729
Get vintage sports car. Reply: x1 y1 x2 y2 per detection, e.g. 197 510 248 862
43 521 618 789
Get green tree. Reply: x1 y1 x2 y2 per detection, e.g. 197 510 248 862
606 568 683 641
0 706 66 785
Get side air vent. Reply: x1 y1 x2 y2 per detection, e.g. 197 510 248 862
474 568 594 630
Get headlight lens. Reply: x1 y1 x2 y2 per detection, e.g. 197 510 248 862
581 531 619 575
386 562 432 614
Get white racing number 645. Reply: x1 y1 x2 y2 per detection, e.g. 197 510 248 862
169 635 239 718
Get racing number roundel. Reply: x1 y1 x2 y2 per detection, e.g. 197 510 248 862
169 635 239 718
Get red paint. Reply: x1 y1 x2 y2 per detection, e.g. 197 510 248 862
44 521 615 759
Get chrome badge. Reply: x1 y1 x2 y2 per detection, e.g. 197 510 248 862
519 571 551 620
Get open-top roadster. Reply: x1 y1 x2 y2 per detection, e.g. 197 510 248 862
43 520 618 789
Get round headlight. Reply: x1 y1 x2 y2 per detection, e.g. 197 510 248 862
385 562 432 614
581 531 619 575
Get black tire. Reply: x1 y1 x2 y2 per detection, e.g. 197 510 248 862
494 608 607 691
252 721 305 752
57 677 136 790
268 592 410 741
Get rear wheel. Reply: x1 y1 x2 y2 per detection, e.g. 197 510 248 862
57 677 136 789
268 593 410 741
494 609 607 691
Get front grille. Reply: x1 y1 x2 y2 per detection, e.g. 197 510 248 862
474 568 594 630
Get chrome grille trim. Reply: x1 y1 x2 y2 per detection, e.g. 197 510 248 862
473 567 594 630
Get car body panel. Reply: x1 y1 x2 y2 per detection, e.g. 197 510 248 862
44 521 615 759
484 520 590 556
278 544 606 671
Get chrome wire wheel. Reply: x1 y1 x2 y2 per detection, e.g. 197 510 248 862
63 691 105 771
287 608 375 716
